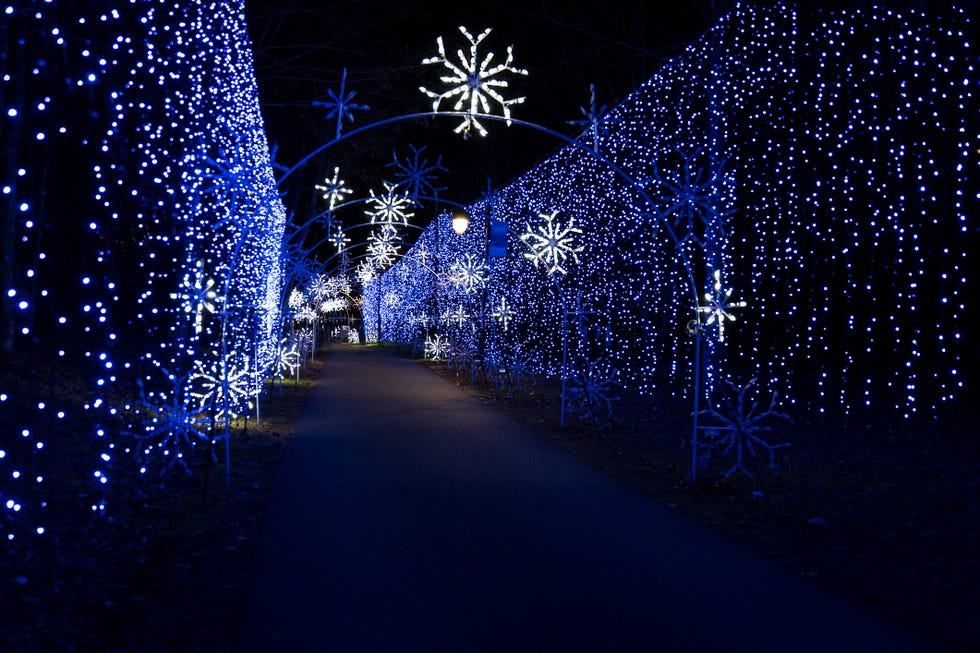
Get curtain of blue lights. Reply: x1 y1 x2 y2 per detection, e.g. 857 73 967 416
366 4 978 419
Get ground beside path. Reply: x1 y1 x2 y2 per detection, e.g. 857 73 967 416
238 344 932 652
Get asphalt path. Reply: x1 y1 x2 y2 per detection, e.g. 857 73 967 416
238 344 932 652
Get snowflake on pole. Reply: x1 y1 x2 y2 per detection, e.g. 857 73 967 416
355 261 377 285
365 182 415 227
448 304 470 328
565 362 622 421
387 145 447 206
275 339 300 380
697 378 790 479
420 26 528 138
450 254 488 293
491 295 514 331
313 68 370 140
170 260 223 334
643 148 733 246
130 371 214 475
315 166 353 211
189 354 253 420
697 269 747 342
520 211 584 276
567 84 614 152
328 229 351 252
424 333 450 361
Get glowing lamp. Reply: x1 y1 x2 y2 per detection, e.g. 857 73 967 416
451 209 470 235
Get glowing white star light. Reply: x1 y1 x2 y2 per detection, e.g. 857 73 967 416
491 295 514 331
315 166 353 211
170 261 223 334
520 211 584 276
420 26 528 138
697 269 747 342
328 229 351 252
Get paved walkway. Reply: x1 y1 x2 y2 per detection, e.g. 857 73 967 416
238 344 932 652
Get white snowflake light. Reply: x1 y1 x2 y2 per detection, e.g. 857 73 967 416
424 333 450 361
314 166 353 211
491 295 514 331
328 229 351 252
355 261 376 285
420 26 528 138
276 339 300 380
448 304 470 328
697 269 747 342
189 355 253 420
365 181 415 226
450 254 488 293
170 261 222 334
288 288 305 311
520 211 584 276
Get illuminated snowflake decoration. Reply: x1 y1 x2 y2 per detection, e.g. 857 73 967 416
565 362 622 421
170 261 223 334
328 229 351 252
644 149 733 246
448 304 470 328
130 371 213 475
313 67 370 140
365 182 415 227
567 83 614 152
491 295 514 331
697 378 790 479
355 261 376 285
189 355 253 420
367 238 400 270
276 339 300 380
420 26 528 138
348 329 361 344
450 254 488 293
294 305 317 324
413 242 431 267
288 288 305 311
697 269 747 342
424 333 450 361
314 166 353 211
388 144 447 205
520 211 584 276
319 298 347 313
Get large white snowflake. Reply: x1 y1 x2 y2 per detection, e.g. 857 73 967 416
450 254 488 293
315 166 353 211
365 181 415 226
424 333 450 361
520 211 584 276
420 26 528 138
697 269 747 342
189 355 253 420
